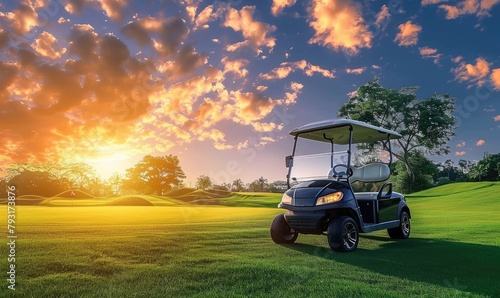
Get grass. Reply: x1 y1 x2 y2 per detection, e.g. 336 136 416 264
1 182 499 297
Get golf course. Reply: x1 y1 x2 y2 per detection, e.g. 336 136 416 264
1 182 499 297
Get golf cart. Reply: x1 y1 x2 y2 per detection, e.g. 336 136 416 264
270 119 411 252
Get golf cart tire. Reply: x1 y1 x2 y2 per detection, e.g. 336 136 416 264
327 216 359 252
270 214 298 244
388 210 411 239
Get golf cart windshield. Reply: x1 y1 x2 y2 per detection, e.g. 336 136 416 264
287 119 401 186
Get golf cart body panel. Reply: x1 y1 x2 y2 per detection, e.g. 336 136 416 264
271 118 411 252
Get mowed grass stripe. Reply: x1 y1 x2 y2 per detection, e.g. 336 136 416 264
1 182 499 297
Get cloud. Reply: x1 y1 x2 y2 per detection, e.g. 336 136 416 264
194 5 223 30
259 60 334 80
0 0 39 35
375 4 391 28
439 0 500 19
422 0 448 4
419 46 442 64
456 141 466 147
158 45 207 77
271 0 297 16
455 151 466 156
32 32 67 59
394 21 422 46
64 0 87 14
97 0 128 22
345 67 366 74
491 68 500 90
476 139 485 146
123 16 189 56
494 115 500 121
224 6 276 54
222 56 249 78
308 0 372 55
452 57 490 87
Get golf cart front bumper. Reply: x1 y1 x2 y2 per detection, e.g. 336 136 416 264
283 211 326 234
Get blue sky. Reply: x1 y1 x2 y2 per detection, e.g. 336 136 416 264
0 0 499 186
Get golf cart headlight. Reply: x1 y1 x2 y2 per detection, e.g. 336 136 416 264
316 192 343 205
281 193 293 205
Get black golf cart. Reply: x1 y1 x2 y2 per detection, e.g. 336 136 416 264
270 119 411 252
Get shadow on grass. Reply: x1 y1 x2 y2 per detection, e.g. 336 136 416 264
282 236 500 297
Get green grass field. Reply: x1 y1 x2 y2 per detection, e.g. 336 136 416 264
1 183 499 297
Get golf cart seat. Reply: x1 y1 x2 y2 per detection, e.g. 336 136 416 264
350 163 390 183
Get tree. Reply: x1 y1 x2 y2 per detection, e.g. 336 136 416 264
231 179 244 192
108 173 123 195
196 175 212 190
123 155 185 195
268 180 288 193
338 78 456 184
257 177 268 192
392 152 439 193
9 170 65 196
467 153 500 181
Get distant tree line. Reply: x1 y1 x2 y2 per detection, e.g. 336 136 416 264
0 155 288 196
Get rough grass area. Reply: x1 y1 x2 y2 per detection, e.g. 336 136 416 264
1 182 499 297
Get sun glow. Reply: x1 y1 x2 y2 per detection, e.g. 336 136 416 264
84 145 138 179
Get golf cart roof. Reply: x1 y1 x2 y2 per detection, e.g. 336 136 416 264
289 119 402 144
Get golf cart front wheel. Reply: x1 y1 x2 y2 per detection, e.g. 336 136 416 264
270 214 298 244
327 216 359 252
388 210 411 239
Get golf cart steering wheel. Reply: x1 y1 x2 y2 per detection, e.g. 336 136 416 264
331 164 353 178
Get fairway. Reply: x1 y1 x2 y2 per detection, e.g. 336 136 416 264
1 183 500 297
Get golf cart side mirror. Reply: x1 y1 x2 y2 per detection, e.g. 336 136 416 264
285 155 293 168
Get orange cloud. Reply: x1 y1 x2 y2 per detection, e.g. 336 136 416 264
476 140 485 146
345 67 366 74
222 56 249 78
194 5 223 30
308 0 372 55
224 6 276 54
0 0 39 34
456 141 466 147
259 60 334 80
422 0 448 4
394 21 422 46
419 46 442 64
271 0 297 16
452 57 490 87
491 68 500 90
97 0 128 22
33 32 67 59
455 151 467 156
439 0 500 19
494 115 500 121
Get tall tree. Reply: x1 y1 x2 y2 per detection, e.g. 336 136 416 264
108 173 123 195
467 153 500 181
393 152 438 193
338 78 456 183
123 155 185 195
196 175 212 190
232 179 244 192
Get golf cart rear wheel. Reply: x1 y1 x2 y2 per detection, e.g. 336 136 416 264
270 214 298 244
388 211 411 239
327 216 359 252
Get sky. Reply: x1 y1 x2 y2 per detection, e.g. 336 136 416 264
0 0 499 186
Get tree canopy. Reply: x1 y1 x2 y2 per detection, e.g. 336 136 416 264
338 78 456 183
467 153 500 181
123 155 185 195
